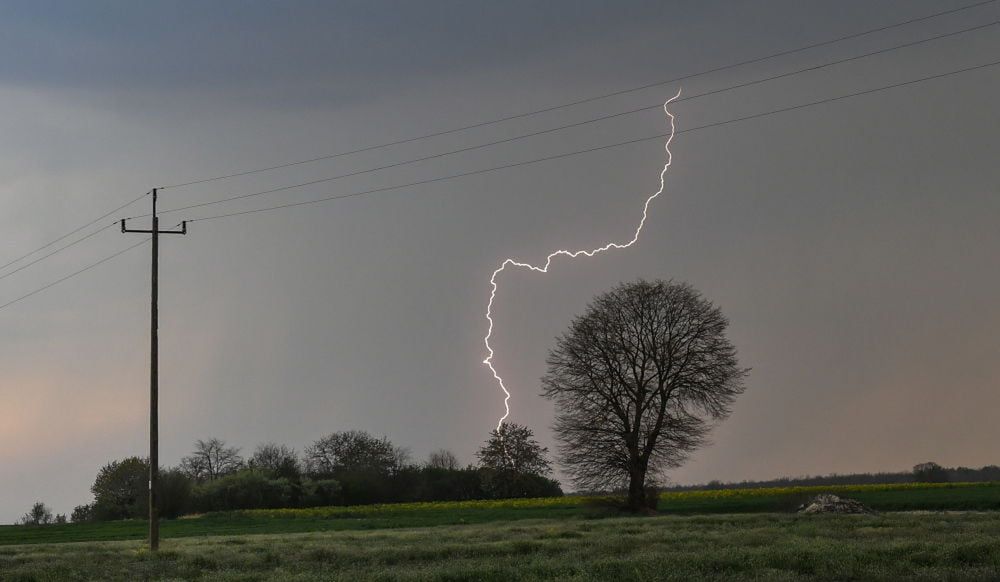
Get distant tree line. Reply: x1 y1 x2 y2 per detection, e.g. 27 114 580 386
663 462 1000 491
63 424 560 523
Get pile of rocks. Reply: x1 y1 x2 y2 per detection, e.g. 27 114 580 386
797 494 875 515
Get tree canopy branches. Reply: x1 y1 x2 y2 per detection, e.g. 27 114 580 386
543 279 747 510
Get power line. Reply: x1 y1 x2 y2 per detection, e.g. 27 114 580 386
6 4 990 281
0 238 150 313
0 223 115 283
0 221 184 314
160 0 999 190
182 58 1000 224
0 191 149 275
6 17 988 288
143 20 998 220
5 59 997 314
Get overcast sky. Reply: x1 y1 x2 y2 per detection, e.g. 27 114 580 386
1 0 998 522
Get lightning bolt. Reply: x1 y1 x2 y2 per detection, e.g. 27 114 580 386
482 89 682 438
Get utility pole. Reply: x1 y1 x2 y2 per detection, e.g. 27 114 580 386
121 188 186 551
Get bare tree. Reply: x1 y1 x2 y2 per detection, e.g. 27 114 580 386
249 443 301 479
543 279 747 511
393 446 413 472
304 430 407 476
426 449 460 470
180 438 244 481
476 423 551 476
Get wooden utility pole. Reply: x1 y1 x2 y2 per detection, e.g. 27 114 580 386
121 188 186 551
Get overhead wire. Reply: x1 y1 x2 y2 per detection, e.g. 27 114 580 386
3 7 997 312
5 3 992 282
4 58 996 312
180 58 1000 224
0 223 117 283
0 191 149 275
159 0 999 190
0 238 150 312
0 221 184 313
138 19 999 220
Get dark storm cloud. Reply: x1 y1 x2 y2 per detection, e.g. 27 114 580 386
0 0 693 108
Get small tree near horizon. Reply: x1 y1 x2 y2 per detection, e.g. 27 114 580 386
17 502 54 526
476 423 551 476
476 423 561 499
91 457 148 520
249 443 302 480
426 449 460 471
180 438 244 481
71 504 95 523
304 430 408 477
913 462 949 483
543 279 747 511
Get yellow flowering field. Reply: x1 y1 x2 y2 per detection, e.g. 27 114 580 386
659 481 983 501
233 481 995 520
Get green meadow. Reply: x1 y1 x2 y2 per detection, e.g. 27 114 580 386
3 512 1000 581
3 482 999 547
2 483 1000 580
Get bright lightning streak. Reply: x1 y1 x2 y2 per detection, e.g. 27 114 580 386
482 89 682 436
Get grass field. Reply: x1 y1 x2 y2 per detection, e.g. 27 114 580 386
2 483 1000 580
3 482 998 547
3 512 1000 581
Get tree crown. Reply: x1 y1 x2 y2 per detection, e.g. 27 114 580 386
180 438 244 481
477 422 551 476
304 430 408 476
543 279 746 496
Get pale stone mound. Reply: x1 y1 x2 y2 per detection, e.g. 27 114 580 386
797 493 876 515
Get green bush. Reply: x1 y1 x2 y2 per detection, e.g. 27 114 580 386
91 457 148 521
192 470 298 512
412 467 485 501
301 479 342 507
479 469 563 499
336 469 395 506
159 469 194 518
70 504 95 523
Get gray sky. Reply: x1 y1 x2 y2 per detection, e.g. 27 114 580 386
1 0 998 522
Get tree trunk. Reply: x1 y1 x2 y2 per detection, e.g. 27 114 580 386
627 467 647 512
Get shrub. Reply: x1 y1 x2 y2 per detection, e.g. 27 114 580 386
192 470 298 512
91 457 148 521
301 479 343 507
159 468 195 518
71 503 95 523
336 469 395 505
17 502 54 526
479 469 563 499
414 467 485 501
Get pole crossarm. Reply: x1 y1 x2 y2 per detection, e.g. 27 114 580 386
121 219 187 235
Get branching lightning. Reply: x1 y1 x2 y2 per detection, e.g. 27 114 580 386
483 89 682 436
